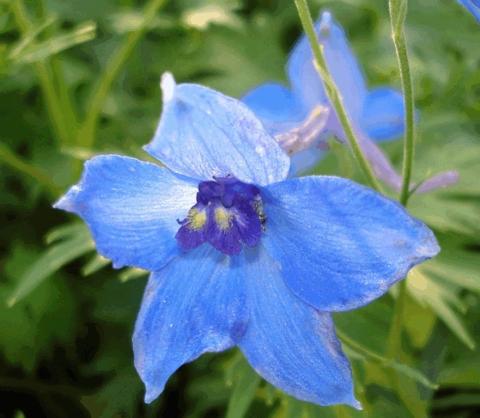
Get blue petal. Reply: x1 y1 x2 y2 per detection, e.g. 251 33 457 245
133 245 247 403
287 11 367 123
145 73 290 186
458 0 480 21
360 88 406 141
241 83 307 135
238 247 359 408
262 176 440 312
358 134 403 190
54 155 197 270
289 145 326 175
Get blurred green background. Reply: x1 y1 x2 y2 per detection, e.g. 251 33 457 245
1 0 479 417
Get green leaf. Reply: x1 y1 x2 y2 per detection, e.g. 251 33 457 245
82 254 110 276
8 15 57 60
422 241 480 294
7 226 94 306
45 222 88 244
225 355 261 418
338 331 438 390
118 267 147 283
438 354 480 387
434 393 480 409
408 134 480 237
0 244 76 371
10 21 97 64
181 2 242 31
407 268 475 349
81 328 144 418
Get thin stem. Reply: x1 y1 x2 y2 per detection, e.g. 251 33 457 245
77 0 167 149
51 56 79 134
0 142 61 196
293 0 383 193
38 0 79 136
11 0 74 145
386 280 407 359
389 0 415 206
384 4 421 414
387 0 415 362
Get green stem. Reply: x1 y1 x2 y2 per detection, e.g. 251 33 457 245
0 142 61 196
51 56 79 134
389 0 415 206
387 0 415 362
11 0 74 145
77 0 167 149
38 0 79 136
293 0 383 193
386 280 407 359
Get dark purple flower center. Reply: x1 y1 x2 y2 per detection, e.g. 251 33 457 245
176 176 265 255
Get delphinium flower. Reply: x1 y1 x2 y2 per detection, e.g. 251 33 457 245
243 11 458 192
54 73 439 407
458 0 480 21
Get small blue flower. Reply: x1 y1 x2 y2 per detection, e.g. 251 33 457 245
242 11 458 192
243 11 406 174
458 0 480 21
54 73 439 407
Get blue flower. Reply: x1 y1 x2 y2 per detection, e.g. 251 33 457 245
243 11 405 174
458 0 480 21
54 73 439 407
242 11 458 192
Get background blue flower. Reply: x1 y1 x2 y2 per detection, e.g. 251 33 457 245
242 10 458 193
242 11 406 175
55 74 439 408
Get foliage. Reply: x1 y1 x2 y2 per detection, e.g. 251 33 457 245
0 0 479 417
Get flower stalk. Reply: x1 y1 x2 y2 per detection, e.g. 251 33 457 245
387 0 417 363
389 0 416 206
293 0 384 193
384 8 426 417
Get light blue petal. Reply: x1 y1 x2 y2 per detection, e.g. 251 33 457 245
360 87 405 141
458 0 480 22
145 73 290 186
358 133 403 190
289 145 326 175
133 245 247 403
287 11 367 122
287 16 327 111
242 82 307 135
262 176 440 312
238 247 359 408
54 155 197 270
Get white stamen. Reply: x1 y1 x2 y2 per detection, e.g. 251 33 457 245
274 105 330 155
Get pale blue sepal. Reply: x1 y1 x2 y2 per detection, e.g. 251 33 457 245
241 82 307 135
238 247 360 408
133 245 248 403
289 145 326 175
145 73 290 186
54 155 197 271
361 87 406 141
287 11 368 121
262 176 440 312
